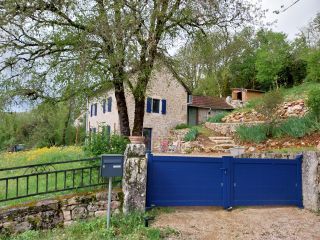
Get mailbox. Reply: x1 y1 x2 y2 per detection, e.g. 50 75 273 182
101 154 124 177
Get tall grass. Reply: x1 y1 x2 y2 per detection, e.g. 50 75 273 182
236 114 320 143
0 146 98 207
236 124 268 143
207 111 229 123
272 116 316 138
2 213 177 240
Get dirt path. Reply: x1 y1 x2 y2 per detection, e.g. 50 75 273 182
152 206 320 240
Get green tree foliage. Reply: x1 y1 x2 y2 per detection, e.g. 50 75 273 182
255 31 291 89
307 88 320 121
0 102 84 150
305 50 320 82
0 0 260 137
84 131 129 156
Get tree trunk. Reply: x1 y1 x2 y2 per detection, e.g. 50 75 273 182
114 81 131 136
62 100 72 146
132 96 146 136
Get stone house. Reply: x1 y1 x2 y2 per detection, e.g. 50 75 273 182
86 65 234 151
86 65 190 151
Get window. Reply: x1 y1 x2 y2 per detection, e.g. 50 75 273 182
90 103 98 117
107 97 112 112
102 99 106 113
152 99 160 113
146 97 166 114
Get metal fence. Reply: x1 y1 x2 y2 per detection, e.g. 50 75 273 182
0 157 120 202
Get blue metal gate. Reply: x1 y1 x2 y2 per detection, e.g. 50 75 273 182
146 154 303 208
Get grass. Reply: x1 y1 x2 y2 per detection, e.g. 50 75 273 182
281 82 320 101
0 211 178 240
0 146 110 208
270 147 317 154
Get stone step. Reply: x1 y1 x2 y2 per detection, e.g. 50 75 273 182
213 143 237 150
209 136 233 141
210 140 235 145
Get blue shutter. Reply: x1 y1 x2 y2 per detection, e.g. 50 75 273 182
108 97 112 112
103 100 106 113
146 97 152 113
94 103 97 116
161 99 167 114
90 104 93 117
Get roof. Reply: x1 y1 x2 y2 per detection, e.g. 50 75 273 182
231 88 265 93
189 95 234 110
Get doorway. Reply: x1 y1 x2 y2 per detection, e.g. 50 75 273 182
143 128 152 152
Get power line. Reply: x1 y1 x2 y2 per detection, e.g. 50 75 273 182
273 0 302 14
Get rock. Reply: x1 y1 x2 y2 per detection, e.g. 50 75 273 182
111 201 121 210
63 210 72 221
71 206 88 220
248 147 256 152
95 211 105 217
87 204 98 212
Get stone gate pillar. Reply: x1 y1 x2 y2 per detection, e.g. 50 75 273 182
122 143 147 214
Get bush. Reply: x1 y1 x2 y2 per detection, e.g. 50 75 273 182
184 127 199 142
84 132 129 156
236 124 268 143
174 123 189 129
207 111 229 123
273 115 317 138
256 90 284 121
307 88 320 121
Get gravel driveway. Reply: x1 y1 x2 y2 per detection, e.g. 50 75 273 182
152 206 320 240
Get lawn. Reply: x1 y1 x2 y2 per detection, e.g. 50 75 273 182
0 211 178 240
0 146 112 208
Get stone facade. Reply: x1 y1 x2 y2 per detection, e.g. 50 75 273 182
122 144 147 214
0 190 122 235
87 65 188 150
205 121 264 136
240 152 320 212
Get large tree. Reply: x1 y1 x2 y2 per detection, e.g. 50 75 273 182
0 0 260 136
255 30 291 89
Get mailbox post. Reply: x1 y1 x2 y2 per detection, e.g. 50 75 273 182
100 154 124 228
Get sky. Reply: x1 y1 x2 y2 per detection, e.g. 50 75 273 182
260 0 320 40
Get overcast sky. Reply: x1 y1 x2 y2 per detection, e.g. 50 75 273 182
260 0 320 40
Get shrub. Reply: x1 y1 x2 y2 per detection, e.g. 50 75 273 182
184 127 199 142
307 88 320 121
84 132 129 156
174 123 189 129
207 111 229 123
256 90 284 121
236 124 268 143
273 115 317 138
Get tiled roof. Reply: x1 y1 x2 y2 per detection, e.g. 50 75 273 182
189 95 234 110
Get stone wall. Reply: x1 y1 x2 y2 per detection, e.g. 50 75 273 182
205 121 264 136
240 151 320 211
0 190 122 235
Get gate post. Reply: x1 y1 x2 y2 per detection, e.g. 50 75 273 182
296 155 303 208
122 143 147 214
222 156 233 209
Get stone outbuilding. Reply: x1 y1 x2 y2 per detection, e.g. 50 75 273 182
231 88 264 102
187 95 234 126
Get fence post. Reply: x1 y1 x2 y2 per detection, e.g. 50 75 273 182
296 154 303 208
